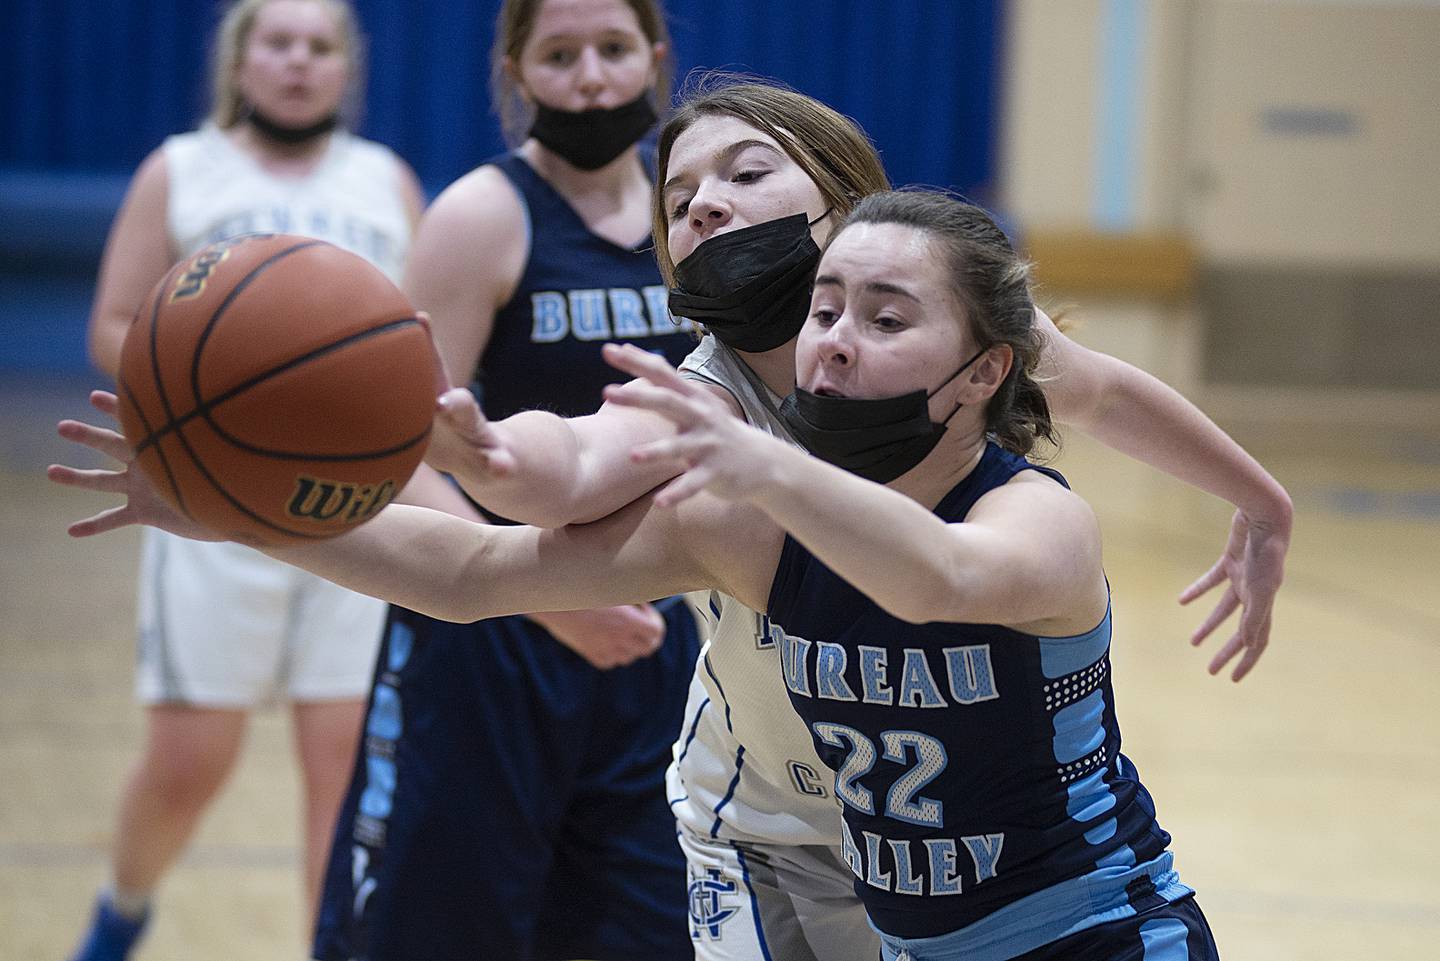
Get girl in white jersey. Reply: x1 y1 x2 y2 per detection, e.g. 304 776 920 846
413 79 1291 961
66 3 422 960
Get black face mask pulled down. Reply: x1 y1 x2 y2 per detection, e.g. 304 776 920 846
528 94 657 171
246 107 339 145
668 211 828 354
778 349 986 484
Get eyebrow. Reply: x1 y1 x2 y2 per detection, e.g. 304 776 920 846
813 274 924 304
661 139 786 197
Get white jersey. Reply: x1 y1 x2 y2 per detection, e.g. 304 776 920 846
671 335 844 846
163 122 411 283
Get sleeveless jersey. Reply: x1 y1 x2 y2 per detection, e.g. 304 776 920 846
669 336 847 846
766 443 1190 950
163 122 411 281
476 153 696 421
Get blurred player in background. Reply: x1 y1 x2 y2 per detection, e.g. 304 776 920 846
65 2 422 959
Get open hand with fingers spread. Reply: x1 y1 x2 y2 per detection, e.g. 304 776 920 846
601 343 791 508
47 391 220 542
1179 507 1291 682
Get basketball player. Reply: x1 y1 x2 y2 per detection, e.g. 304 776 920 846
417 79 1290 960
310 2 702 959
53 188 1227 961
64 2 422 960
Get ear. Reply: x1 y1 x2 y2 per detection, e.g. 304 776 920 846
965 344 1013 404
649 40 669 91
502 55 532 104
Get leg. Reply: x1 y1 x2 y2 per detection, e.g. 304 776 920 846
313 609 589 961
536 598 703 961
67 705 248 961
292 697 366 925
112 705 249 895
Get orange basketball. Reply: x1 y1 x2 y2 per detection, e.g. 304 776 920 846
116 234 435 547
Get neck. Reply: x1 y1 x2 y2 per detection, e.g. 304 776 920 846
232 120 333 163
734 340 799 398
889 423 989 508
520 140 646 198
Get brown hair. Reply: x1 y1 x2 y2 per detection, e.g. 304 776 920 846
651 74 892 285
838 190 1057 456
208 0 365 129
491 0 673 147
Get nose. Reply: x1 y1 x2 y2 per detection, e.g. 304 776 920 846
687 186 731 238
575 46 606 101
815 314 856 369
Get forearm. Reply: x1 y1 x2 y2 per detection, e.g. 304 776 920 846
1074 361 1292 531
262 505 506 622
450 408 677 527
748 446 968 623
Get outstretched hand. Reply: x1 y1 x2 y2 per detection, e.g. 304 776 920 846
1179 508 1290 682
47 391 218 541
601 343 785 507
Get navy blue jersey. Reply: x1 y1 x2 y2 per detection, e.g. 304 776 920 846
766 443 1188 954
476 152 696 421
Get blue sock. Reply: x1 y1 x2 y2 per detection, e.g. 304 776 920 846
68 893 149 961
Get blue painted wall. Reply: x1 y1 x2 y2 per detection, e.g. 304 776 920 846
0 0 1004 373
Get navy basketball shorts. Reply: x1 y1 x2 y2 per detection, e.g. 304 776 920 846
992 897 1218 961
312 598 701 961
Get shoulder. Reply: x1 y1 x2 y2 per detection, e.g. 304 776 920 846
419 163 527 249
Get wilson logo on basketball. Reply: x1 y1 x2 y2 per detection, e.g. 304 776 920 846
169 235 261 302
286 476 398 524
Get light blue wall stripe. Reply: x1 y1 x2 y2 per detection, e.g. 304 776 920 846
1094 0 1147 230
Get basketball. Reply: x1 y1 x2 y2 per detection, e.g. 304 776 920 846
115 233 435 547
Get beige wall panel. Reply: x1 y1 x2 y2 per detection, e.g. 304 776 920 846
1186 1 1440 266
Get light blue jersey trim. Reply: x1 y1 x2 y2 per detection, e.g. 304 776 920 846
1140 917 1191 959
874 851 1192 961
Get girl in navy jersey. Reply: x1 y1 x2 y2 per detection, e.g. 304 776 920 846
418 80 1287 960
54 189 1226 960
64 3 423 959
309 2 701 959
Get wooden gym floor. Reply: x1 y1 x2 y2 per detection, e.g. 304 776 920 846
2 372 1437 960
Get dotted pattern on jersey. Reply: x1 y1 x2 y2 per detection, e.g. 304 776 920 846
1043 656 1110 713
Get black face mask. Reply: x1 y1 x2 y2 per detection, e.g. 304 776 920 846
528 94 657 171
778 349 986 484
668 211 828 354
247 107 338 145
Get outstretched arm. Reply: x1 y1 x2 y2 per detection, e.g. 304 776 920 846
1035 308 1291 680
48 393 746 623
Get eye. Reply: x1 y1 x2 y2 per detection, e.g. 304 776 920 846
668 196 691 221
811 308 840 327
601 40 631 58
873 315 905 332
544 47 577 66
310 38 337 57
731 169 768 184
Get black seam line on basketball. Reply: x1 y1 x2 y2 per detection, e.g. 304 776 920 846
133 316 426 458
162 415 346 541
145 256 192 487
118 373 193 520
188 239 329 421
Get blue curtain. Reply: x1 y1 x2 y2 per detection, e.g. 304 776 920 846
1 0 1003 197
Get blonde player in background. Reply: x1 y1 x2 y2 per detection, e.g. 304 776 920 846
65 2 422 959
